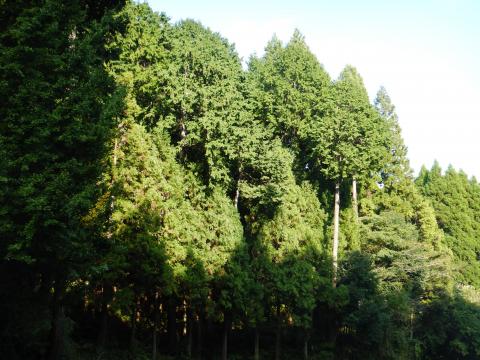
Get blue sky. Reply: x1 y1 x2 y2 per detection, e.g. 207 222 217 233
148 0 480 178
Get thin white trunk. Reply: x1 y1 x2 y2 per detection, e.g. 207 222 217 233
234 166 242 209
234 187 240 209
180 119 186 140
352 177 358 220
332 181 340 287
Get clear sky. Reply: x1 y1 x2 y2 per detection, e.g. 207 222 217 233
148 0 480 178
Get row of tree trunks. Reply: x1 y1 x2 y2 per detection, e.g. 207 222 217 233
89 294 310 360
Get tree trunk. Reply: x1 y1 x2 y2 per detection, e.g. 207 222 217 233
152 292 160 360
303 331 310 360
234 184 240 209
167 297 178 355
222 312 231 360
187 309 193 358
130 297 139 349
410 308 414 340
352 177 358 220
234 168 242 209
47 281 65 360
332 181 341 287
180 119 187 139
275 325 281 360
254 327 260 360
196 312 203 359
97 284 112 351
275 306 281 360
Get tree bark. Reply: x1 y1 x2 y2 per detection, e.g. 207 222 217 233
234 184 240 209
152 292 160 360
275 306 281 360
332 181 341 287
186 308 193 358
167 297 178 355
196 312 203 359
47 281 65 360
221 312 232 360
97 284 112 351
234 167 242 209
303 331 310 360
130 299 137 349
254 327 260 360
352 177 358 220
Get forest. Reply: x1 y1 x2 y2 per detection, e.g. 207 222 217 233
1 1 480 359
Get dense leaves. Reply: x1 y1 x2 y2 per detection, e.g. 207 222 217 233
1 1 479 360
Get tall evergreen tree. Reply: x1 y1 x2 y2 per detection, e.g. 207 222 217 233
0 1 124 357
311 66 388 284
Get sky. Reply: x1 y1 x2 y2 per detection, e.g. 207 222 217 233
148 0 480 178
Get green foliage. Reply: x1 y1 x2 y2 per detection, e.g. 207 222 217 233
247 31 330 159
1 2 478 359
360 211 449 297
417 292 480 359
416 163 480 287
312 66 389 183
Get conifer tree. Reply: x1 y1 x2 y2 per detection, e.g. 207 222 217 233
312 66 388 284
0 1 124 357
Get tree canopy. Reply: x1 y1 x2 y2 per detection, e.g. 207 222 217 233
1 1 479 360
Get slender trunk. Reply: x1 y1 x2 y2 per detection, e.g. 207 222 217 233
130 299 137 349
234 167 242 209
187 309 193 358
352 177 358 220
97 285 112 351
196 312 203 359
303 331 310 360
98 304 108 349
179 69 187 142
152 292 160 360
110 131 119 214
275 306 281 360
410 307 415 359
332 181 341 287
222 312 231 360
234 184 240 209
180 118 187 139
275 326 281 360
47 281 64 360
205 316 213 359
410 308 414 340
254 327 260 360
167 297 177 355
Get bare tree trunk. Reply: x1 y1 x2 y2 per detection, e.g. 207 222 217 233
254 327 260 360
167 297 178 356
152 292 160 360
410 308 414 340
352 177 358 219
97 284 112 351
196 312 203 359
303 331 310 360
332 181 341 287
234 167 242 209
275 306 281 360
130 298 138 349
221 312 231 360
180 119 187 140
47 281 65 360
234 184 240 209
186 309 193 358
